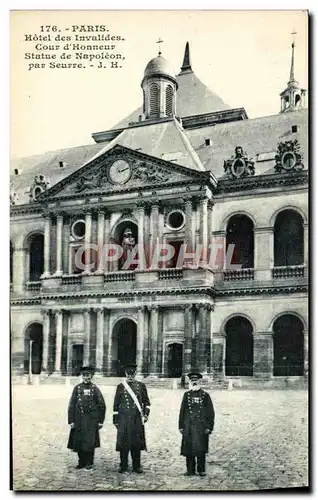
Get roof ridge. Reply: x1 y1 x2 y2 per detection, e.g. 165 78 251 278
173 118 205 171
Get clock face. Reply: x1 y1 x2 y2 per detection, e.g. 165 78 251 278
108 160 132 184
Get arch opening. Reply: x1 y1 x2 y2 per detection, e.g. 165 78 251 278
226 215 254 269
166 343 183 378
225 316 254 376
28 233 44 281
274 210 304 266
111 319 137 376
273 314 304 376
24 323 43 374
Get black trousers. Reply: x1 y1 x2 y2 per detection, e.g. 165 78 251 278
186 454 206 474
78 450 95 466
120 449 141 470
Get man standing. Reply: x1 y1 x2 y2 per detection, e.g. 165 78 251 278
113 364 150 473
67 366 106 470
179 371 215 477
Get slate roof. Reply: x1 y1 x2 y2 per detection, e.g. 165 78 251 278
10 108 308 206
188 108 308 179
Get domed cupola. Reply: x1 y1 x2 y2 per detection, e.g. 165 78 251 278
141 44 178 120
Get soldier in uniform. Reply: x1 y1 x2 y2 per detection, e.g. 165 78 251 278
67 366 106 470
113 364 151 473
179 371 215 476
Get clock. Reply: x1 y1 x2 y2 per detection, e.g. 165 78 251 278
108 160 132 184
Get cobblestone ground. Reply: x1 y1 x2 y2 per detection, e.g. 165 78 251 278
12 385 308 491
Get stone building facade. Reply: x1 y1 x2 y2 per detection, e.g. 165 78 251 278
10 42 308 383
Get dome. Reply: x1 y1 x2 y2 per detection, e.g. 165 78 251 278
143 55 176 81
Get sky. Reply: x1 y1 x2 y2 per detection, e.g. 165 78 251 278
10 10 308 159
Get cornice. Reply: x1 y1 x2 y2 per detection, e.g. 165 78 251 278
10 282 307 306
215 284 308 297
217 171 308 194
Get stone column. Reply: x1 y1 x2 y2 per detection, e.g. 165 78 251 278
212 333 226 378
41 310 50 372
199 197 208 264
137 306 146 375
149 306 159 375
253 332 273 378
137 202 146 270
184 305 193 373
207 201 214 263
102 309 111 375
66 313 72 376
42 213 52 278
184 198 193 258
96 210 105 274
104 210 111 273
254 227 273 281
12 246 27 294
54 310 63 374
95 308 104 372
303 330 308 378
55 213 64 277
212 230 226 281
83 309 91 365
83 210 92 275
143 307 150 375
303 224 308 277
149 202 160 269
191 200 198 257
206 305 213 375
197 305 208 373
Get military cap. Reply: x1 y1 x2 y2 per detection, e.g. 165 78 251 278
187 371 203 380
80 365 95 374
123 363 137 371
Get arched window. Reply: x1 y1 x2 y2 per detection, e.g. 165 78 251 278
165 85 173 116
149 83 159 117
273 314 304 376
226 215 254 269
284 95 290 109
29 234 44 281
274 210 304 266
225 316 253 376
295 94 301 108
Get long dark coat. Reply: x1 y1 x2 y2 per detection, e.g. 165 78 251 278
113 380 150 452
179 388 215 457
67 382 106 453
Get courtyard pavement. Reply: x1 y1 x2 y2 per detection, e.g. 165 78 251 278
12 384 308 491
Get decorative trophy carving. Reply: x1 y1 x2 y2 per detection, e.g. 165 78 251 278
223 146 255 179
10 182 19 205
27 174 51 202
274 140 304 173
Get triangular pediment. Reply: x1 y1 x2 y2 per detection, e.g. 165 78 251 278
40 145 208 200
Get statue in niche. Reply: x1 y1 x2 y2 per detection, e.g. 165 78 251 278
120 228 137 270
